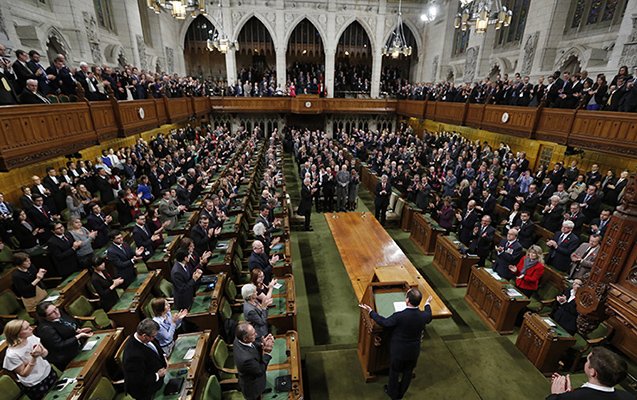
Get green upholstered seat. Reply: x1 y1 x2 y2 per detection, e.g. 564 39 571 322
210 336 238 382
88 377 134 400
157 279 173 298
0 290 34 324
527 281 561 314
67 295 112 329
200 376 243 400
0 375 29 400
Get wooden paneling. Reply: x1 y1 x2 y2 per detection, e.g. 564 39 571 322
115 99 160 136
465 104 484 129
324 99 396 114
165 97 191 123
433 102 466 125
424 100 436 119
535 108 574 144
290 95 324 114
570 110 637 157
481 105 536 138
192 97 210 117
395 100 424 118
155 98 168 125
0 103 97 170
210 97 291 113
88 101 118 142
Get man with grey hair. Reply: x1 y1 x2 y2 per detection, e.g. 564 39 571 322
541 195 564 232
123 318 167 400
375 174 392 226
546 220 580 272
248 240 278 285
18 78 50 104
242 283 269 338
298 177 315 231
233 322 274 400
335 164 350 212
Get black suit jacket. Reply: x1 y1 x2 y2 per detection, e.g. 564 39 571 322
469 225 496 258
171 262 198 310
298 185 313 215
94 175 115 203
542 206 564 233
123 335 167 400
47 233 80 278
248 252 272 284
18 90 48 104
0 69 17 105
547 232 580 272
545 387 633 400
233 339 272 400
106 243 136 287
515 220 536 249
37 315 81 370
552 289 578 335
132 224 155 255
459 209 479 245
370 305 432 361
12 61 35 94
493 239 524 280
576 192 602 222
375 182 392 207
189 224 214 257
86 213 110 248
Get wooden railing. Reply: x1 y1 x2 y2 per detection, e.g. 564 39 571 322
0 97 636 170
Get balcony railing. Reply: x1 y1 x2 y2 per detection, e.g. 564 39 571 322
0 97 635 171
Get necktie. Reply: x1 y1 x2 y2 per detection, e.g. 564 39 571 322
559 233 566 243
36 93 51 103
40 207 48 217
60 318 76 330
584 194 591 202
581 246 595 261
599 220 606 231
0 202 8 214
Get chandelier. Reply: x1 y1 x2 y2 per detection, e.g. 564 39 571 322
147 1 205 20
206 2 238 54
382 0 412 59
454 0 513 34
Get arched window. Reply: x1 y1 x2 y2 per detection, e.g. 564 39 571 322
93 0 115 32
452 29 470 57
494 0 531 47
567 0 627 32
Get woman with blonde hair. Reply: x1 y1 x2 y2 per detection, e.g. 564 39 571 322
508 244 545 297
2 320 58 399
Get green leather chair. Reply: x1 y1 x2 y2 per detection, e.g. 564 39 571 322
209 336 238 384
66 295 113 329
527 280 562 315
87 377 134 400
570 322 614 371
0 375 29 400
0 290 34 324
200 375 243 400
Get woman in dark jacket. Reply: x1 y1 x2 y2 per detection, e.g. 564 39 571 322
90 256 123 311
437 196 455 232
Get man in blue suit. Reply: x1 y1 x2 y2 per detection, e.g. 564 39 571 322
359 288 433 400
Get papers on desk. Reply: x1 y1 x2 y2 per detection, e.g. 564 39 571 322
82 340 98 351
393 302 407 312
272 243 284 251
44 294 60 302
506 288 522 297
273 282 283 290
486 269 503 280
543 317 556 327
216 242 229 250
184 347 196 361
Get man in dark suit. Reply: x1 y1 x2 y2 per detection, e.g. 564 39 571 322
514 211 536 248
469 215 496 267
551 279 582 335
18 78 51 104
517 183 541 213
233 322 275 400
576 185 602 223
298 177 315 231
375 174 392 226
359 288 433 400
12 49 36 94
0 43 17 105
106 231 144 288
94 168 115 204
548 347 632 400
493 229 524 280
123 319 168 400
26 50 52 95
175 177 192 206
189 215 220 257
588 210 611 238
132 214 161 261
35 301 93 370
86 203 112 249
456 200 479 245
248 240 278 285
47 223 82 278
563 203 586 236
171 249 202 310
603 170 628 206
541 196 565 233
26 194 58 242
45 54 77 95
546 221 580 272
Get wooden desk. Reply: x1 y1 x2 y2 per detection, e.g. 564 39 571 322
107 270 162 334
184 272 226 336
325 212 450 318
410 213 445 256
145 234 183 279
44 328 124 400
267 274 297 333
400 201 422 232
431 235 480 287
265 331 304 399
465 267 530 334
204 238 237 275
163 330 211 400
516 313 576 374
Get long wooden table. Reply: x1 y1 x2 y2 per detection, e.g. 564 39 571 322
325 212 450 318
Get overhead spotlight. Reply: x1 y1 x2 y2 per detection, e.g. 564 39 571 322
302 49 307 55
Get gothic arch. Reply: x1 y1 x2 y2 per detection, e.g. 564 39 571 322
555 46 586 72
232 12 277 44
45 26 72 61
489 57 513 75
104 44 124 65
283 15 328 52
334 17 376 55
178 14 221 48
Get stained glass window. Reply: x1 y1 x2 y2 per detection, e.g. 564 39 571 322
453 29 470 56
494 0 530 47
587 0 603 24
601 0 620 21
571 0 586 28
94 0 115 32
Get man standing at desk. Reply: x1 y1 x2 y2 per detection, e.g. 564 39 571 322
234 322 275 400
375 174 392 226
123 319 168 400
359 288 433 400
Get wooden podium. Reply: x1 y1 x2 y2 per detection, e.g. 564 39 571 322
358 279 412 382
516 312 576 374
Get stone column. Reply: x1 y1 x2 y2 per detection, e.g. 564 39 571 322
371 51 383 98
225 50 237 86
275 46 287 90
371 0 387 98
324 47 336 98
608 0 637 70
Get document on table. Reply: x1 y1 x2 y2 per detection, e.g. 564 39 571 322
82 340 98 351
393 302 407 312
184 348 196 360
543 318 556 327
44 294 60 302
273 282 283 290
506 288 522 297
